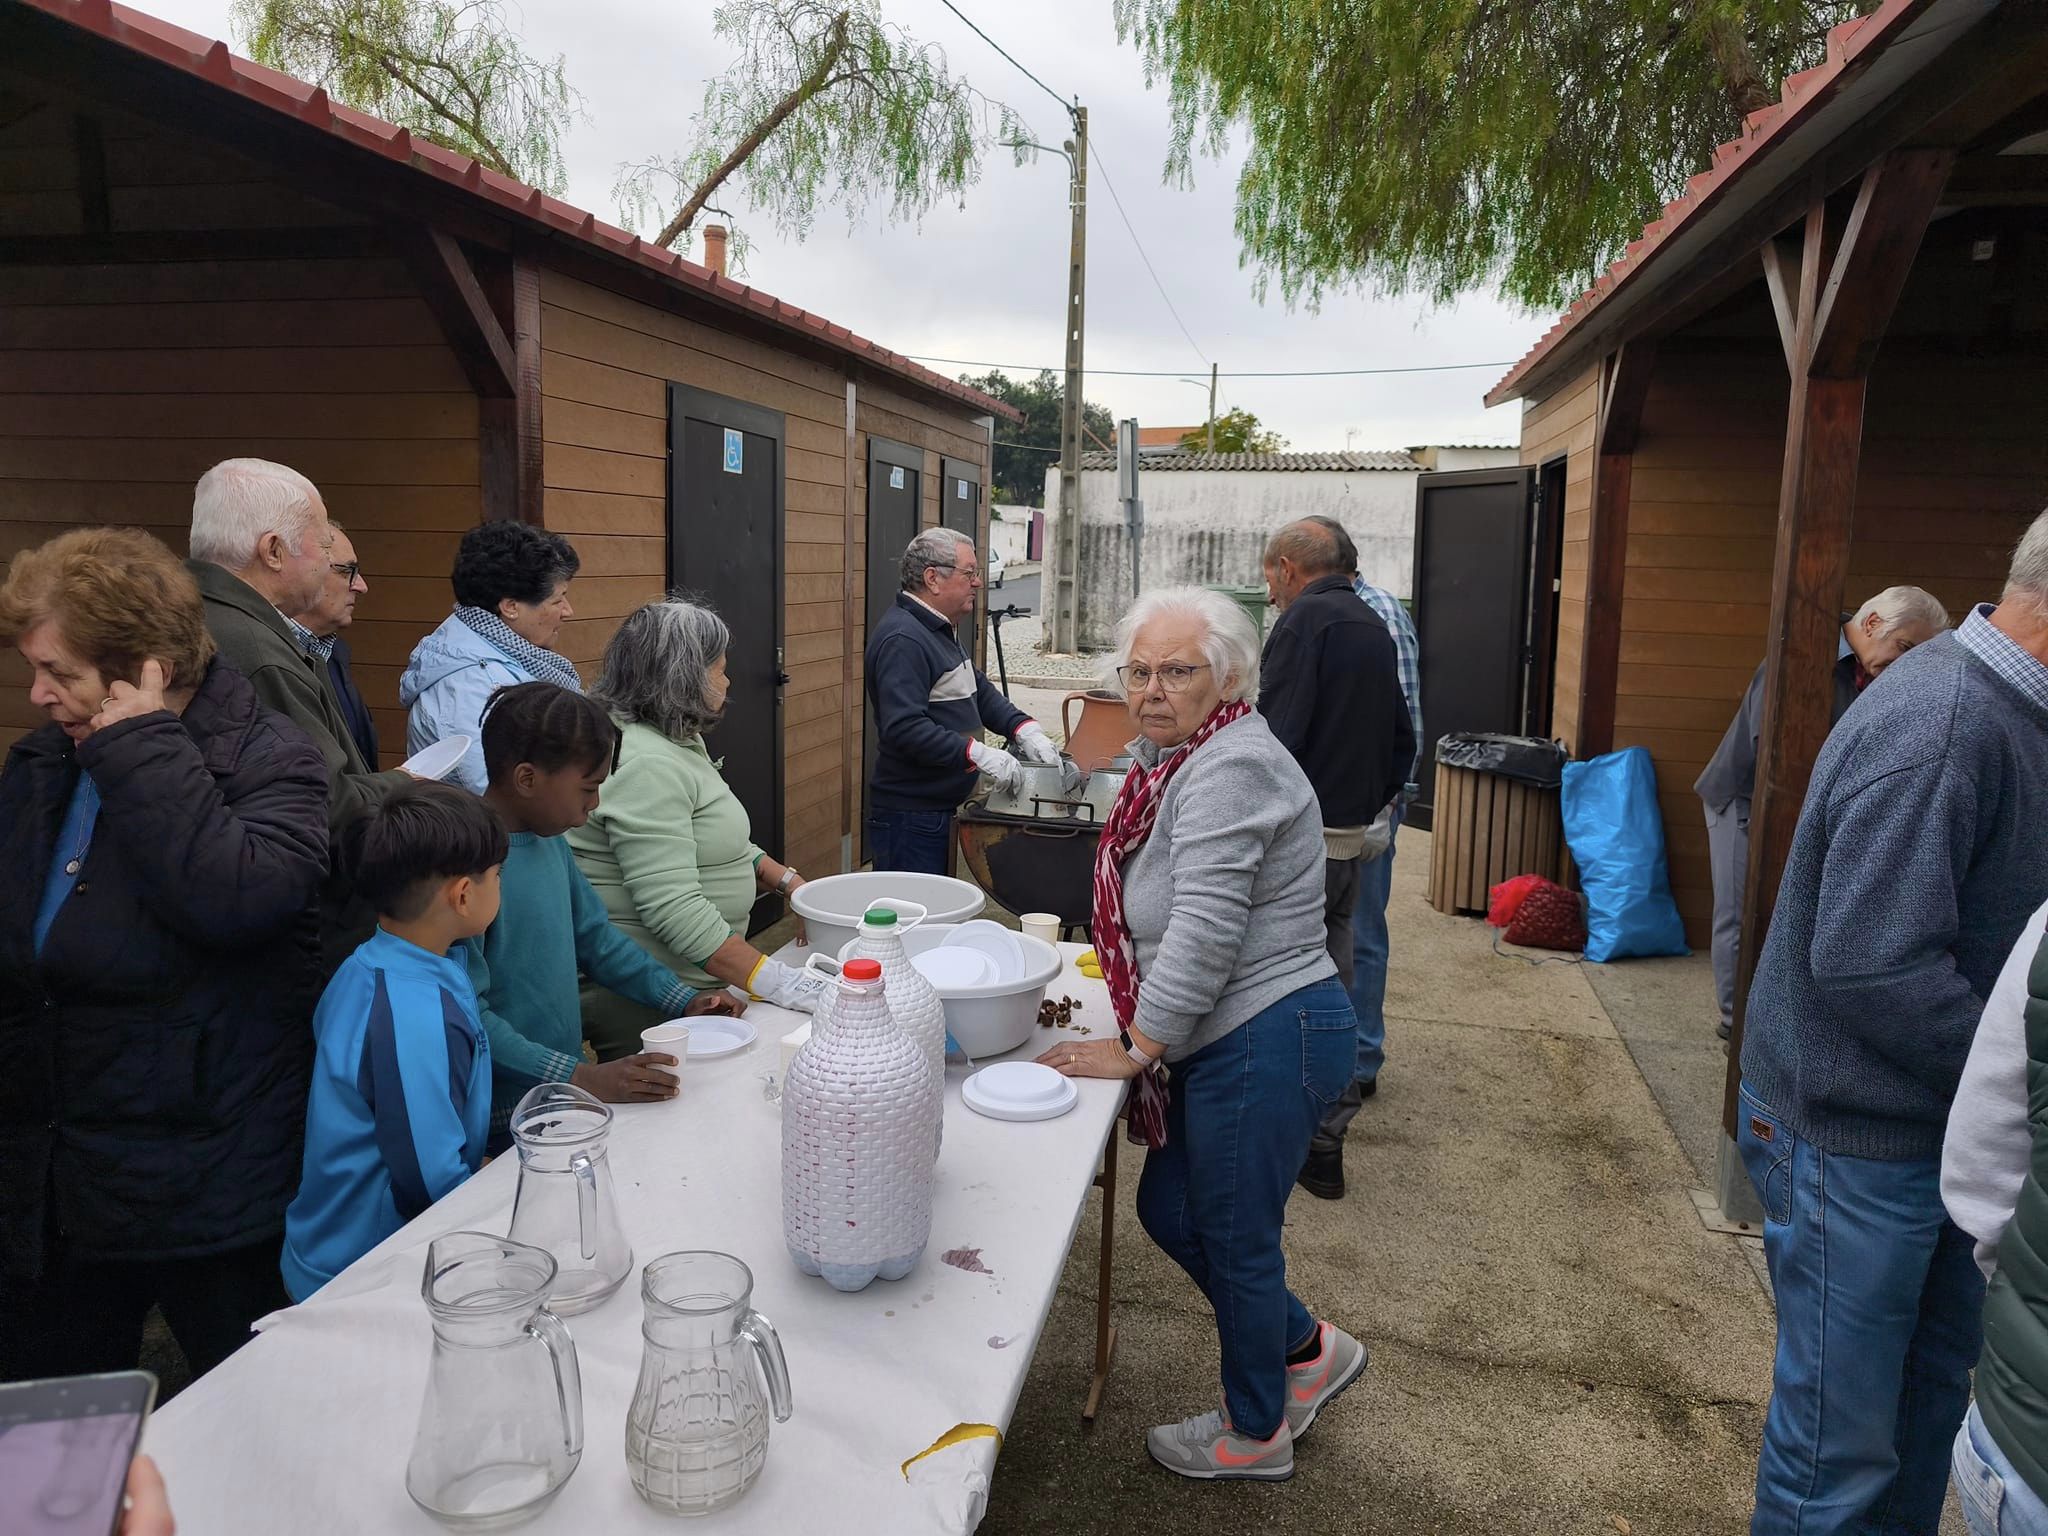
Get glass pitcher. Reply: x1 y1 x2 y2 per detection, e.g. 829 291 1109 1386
505 1082 633 1315
625 1251 793 1516
405 1231 583 1527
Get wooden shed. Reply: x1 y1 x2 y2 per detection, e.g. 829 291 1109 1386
0 0 1017 888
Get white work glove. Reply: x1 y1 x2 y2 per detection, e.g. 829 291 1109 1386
1014 721 1062 767
968 738 1025 795
749 957 828 1013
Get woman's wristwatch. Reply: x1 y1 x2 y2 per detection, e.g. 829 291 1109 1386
1119 1026 1152 1068
775 867 800 896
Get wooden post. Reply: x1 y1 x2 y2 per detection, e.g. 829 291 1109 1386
1721 150 1953 1138
842 380 859 874
1574 340 1658 757
474 255 543 525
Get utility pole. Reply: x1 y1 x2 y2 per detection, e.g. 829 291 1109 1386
1206 362 1218 453
1051 103 1087 656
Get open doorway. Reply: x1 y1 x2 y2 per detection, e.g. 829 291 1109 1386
1522 456 1569 737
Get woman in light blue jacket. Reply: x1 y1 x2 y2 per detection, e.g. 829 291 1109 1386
401 522 581 791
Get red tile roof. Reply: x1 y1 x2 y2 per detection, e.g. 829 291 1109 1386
15 0 1020 421
1485 0 1931 407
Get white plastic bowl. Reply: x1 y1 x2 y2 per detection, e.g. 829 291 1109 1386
900 924 1062 1059
791 871 985 957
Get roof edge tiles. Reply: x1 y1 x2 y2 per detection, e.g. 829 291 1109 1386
1078 450 1423 472
16 0 1020 422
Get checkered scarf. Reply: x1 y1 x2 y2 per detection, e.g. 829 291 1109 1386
454 606 581 692
1090 698 1251 1148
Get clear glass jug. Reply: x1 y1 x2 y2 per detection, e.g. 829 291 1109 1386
405 1231 583 1527
625 1251 793 1516
505 1082 633 1315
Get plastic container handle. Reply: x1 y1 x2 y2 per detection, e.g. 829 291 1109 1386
801 953 841 979
741 1307 794 1423
865 898 929 930
528 1305 584 1459
571 1151 598 1263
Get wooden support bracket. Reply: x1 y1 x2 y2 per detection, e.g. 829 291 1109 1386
401 226 517 400
1575 339 1659 758
1811 148 1957 378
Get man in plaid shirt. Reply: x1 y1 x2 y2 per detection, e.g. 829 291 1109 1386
1307 517 1419 1109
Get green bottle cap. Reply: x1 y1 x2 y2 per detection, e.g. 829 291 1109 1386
862 907 898 927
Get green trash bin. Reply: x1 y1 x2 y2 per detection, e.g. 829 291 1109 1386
1206 583 1272 642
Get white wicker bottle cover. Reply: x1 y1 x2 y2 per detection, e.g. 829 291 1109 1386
781 958 936 1292
842 906 946 1159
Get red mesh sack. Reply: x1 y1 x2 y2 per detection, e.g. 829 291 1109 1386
1486 873 1546 928
1503 879 1587 952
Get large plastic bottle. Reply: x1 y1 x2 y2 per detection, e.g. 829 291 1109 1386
841 905 947 1158
781 959 935 1291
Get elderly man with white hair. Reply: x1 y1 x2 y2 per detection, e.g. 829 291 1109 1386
1038 585 1365 1483
188 457 408 964
1737 515 2048 1533
1695 583 1950 1041
862 526 1059 874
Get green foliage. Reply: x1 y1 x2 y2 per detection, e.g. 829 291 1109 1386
615 0 1026 257
1114 0 1873 309
960 370 1116 507
1180 408 1284 454
232 0 580 192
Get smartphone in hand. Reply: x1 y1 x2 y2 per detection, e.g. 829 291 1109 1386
0 1371 157 1536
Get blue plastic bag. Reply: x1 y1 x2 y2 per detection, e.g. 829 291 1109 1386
1559 747 1690 963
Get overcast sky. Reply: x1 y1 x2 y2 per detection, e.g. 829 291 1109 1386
146 0 1552 450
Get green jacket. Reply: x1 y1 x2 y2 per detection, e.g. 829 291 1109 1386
1978 934 2048 1501
189 560 406 963
569 720 762 1058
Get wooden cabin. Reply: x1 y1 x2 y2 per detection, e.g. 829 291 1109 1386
0 0 1016 885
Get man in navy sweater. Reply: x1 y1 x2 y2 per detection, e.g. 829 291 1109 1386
1738 508 2048 1534
864 528 1059 873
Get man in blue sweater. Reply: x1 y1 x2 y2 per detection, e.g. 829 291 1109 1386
1738 509 2048 1534
863 528 1060 873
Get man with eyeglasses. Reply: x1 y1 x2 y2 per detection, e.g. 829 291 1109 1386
864 527 1061 874
282 524 378 768
1258 518 1413 1201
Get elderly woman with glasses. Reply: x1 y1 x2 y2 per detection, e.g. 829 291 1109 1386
568 598 824 1057
1037 585 1367 1482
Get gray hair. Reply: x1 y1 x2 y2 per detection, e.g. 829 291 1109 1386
1853 584 1951 638
190 458 325 569
1262 519 1344 576
590 596 731 741
2004 508 2048 617
1106 585 1263 705
900 527 973 592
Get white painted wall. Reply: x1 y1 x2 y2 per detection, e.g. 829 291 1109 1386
989 503 1033 566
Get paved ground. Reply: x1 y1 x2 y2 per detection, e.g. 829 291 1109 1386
984 829 1785 1534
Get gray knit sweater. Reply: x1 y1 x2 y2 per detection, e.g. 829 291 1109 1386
1121 711 1337 1063
1742 625 2048 1160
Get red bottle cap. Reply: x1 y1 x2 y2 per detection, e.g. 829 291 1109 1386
842 958 882 982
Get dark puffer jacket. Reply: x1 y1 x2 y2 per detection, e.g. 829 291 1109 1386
0 657 329 1278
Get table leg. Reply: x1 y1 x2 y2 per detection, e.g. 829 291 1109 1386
1082 1127 1119 1423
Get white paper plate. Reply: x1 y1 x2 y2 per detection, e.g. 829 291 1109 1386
673 1015 757 1059
398 734 471 782
911 948 997 991
962 1061 1077 1123
941 920 1026 982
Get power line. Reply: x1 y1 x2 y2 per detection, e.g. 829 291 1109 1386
1086 136 1209 367
917 355 1516 379
935 0 1071 117
995 439 1062 454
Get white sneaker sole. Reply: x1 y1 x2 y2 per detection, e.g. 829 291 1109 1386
1289 1339 1369 1439
1146 1445 1296 1482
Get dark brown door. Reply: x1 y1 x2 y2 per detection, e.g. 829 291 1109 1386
1409 466 1537 831
942 455 981 653
1524 457 1569 737
669 383 785 934
864 438 923 841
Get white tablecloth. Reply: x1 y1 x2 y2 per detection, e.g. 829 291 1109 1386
146 944 1118 1534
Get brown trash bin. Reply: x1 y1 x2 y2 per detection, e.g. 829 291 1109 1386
1426 735 1570 917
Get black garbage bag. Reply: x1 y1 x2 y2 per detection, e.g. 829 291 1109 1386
1434 733 1568 788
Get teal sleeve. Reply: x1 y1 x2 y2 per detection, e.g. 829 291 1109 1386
566 857 698 1018
462 936 581 1086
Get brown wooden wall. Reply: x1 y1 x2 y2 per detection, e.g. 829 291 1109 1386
1521 363 1600 753
1524 342 2048 942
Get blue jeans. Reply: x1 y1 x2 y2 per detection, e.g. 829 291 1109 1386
1737 1083 1986 1534
1955 1401 2048 1536
1136 978 1355 1439
1348 819 1398 1085
865 808 954 876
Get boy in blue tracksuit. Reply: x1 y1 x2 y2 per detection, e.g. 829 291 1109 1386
283 782 509 1301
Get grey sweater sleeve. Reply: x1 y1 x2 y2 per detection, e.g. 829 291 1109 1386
1131 754 1283 1048
1941 903 2046 1278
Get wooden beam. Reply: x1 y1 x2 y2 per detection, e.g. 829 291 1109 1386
1811 148 1956 377
0 228 388 264
842 379 858 872
477 255 542 524
1576 339 1658 758
1759 235 1800 371
401 226 515 400
1940 153 2048 208
71 114 107 234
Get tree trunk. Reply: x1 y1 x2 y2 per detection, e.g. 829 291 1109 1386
655 8 853 251
1701 10 1774 119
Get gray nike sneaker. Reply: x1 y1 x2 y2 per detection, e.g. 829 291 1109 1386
1284 1321 1369 1438
1145 1408 1294 1481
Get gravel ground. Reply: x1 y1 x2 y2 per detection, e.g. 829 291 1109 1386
988 610 1111 687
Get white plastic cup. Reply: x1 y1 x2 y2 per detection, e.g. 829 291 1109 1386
1019 913 1061 947
640 1022 691 1088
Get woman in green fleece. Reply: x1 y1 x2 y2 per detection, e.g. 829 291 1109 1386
570 599 827 1061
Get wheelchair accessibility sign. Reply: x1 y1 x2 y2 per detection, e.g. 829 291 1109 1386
722 428 744 474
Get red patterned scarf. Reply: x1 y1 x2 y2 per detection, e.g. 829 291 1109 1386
1091 698 1252 1148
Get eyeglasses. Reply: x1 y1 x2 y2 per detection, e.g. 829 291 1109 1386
329 561 362 583
1117 663 1211 694
927 562 979 581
